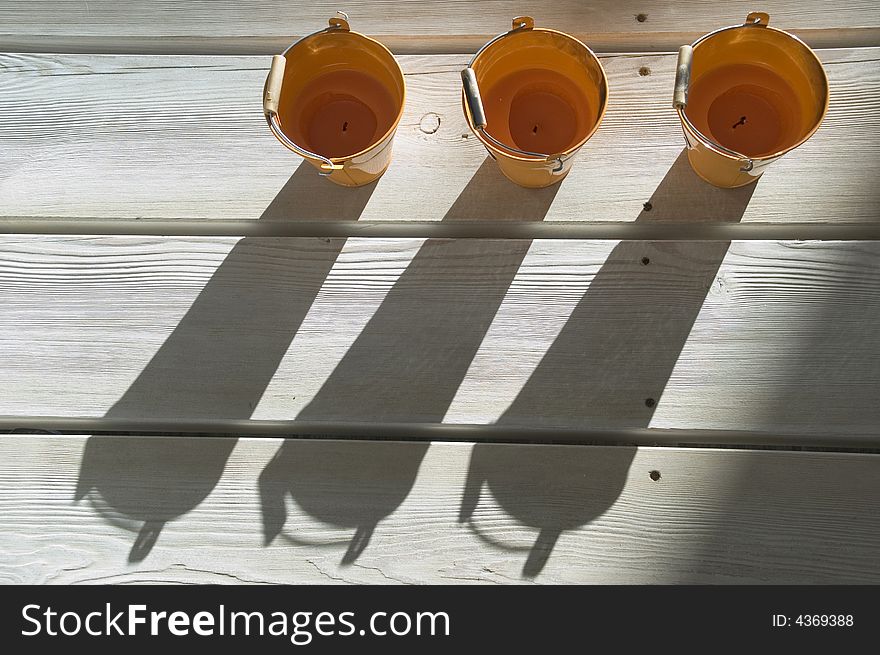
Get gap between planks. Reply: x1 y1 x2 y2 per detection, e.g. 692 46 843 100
1 29 879 55
3 219 880 241
2 417 880 451
0 0 878 56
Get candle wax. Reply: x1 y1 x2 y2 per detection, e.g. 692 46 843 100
285 69 397 159
686 63 802 158
483 68 595 155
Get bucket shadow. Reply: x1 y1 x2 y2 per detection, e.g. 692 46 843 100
75 162 376 563
259 158 560 563
460 150 759 577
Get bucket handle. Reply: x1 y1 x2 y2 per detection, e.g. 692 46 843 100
672 43 754 173
672 45 693 110
262 14 352 176
470 15 535 63
673 9 772 109
461 17 566 173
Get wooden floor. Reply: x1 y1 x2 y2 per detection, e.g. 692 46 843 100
3 436 880 584
1 1 879 584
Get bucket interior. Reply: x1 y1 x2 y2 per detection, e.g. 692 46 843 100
473 30 606 156
684 27 827 158
276 31 404 160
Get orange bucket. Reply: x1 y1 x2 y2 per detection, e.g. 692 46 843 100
263 13 406 187
461 17 609 188
673 12 829 188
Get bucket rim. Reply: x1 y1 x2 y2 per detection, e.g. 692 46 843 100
464 26 609 163
272 26 407 165
679 21 830 164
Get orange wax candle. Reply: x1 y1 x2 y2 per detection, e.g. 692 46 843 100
483 68 595 154
280 69 398 160
685 63 802 158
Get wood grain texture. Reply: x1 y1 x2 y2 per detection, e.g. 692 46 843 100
1 236 878 437
1 1 877 589
0 1 878 53
1 49 878 225
1 435 878 584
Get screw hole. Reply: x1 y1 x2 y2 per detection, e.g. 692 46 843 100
641 256 650 266
645 398 656 408
649 470 661 482
636 13 648 23
638 66 651 76
643 201 653 212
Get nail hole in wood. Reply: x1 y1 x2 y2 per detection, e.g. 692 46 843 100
643 201 653 211
636 13 648 23
645 397 656 408
641 256 650 265
649 470 661 481
639 66 651 76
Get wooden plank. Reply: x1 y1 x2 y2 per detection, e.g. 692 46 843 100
1 49 878 225
1 435 878 583
1 236 879 437
0 1 878 53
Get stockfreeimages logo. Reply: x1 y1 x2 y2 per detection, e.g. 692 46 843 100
22 604 450 645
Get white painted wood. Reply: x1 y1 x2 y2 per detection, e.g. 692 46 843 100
1 1 876 590
1 435 877 584
1 49 877 224
0 1 877 53
1 236 878 437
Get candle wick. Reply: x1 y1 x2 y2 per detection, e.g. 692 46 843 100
532 125 538 134
732 116 747 129
342 121 349 132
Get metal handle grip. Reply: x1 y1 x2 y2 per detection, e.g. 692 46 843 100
673 42 754 173
673 45 693 109
461 67 486 129
263 13 355 177
264 55 286 117
263 54 340 176
461 18 565 173
461 66 564 172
